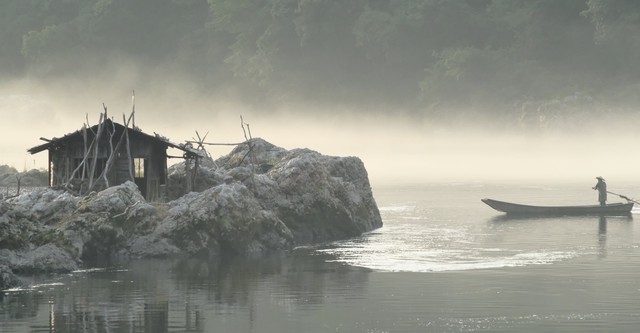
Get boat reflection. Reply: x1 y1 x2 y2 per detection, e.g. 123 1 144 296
487 213 633 223
487 214 634 260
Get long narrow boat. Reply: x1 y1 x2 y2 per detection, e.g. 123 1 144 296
482 198 634 216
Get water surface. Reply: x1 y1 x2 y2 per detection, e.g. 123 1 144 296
3 182 640 332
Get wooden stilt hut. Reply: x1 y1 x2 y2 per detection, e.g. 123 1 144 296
27 112 201 201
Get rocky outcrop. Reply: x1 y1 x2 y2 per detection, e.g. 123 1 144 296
0 138 382 274
129 182 294 257
0 265 21 290
167 139 381 245
0 244 80 274
264 149 380 243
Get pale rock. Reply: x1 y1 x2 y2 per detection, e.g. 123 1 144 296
0 138 381 272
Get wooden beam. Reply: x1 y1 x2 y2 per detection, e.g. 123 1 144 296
184 141 245 146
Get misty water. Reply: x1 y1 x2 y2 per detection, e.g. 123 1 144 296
3 182 640 332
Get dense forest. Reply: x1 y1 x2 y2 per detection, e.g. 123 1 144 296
2 0 640 126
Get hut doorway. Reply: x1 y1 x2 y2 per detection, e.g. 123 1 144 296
134 158 148 197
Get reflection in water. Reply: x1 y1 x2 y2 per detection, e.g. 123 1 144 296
48 301 54 332
488 214 635 261
1 251 368 333
185 302 203 332
144 301 169 333
598 215 607 259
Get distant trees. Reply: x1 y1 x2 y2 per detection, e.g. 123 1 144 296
0 165 48 190
1 0 640 121
12 1 212 76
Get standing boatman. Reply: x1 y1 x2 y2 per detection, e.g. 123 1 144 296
592 176 607 206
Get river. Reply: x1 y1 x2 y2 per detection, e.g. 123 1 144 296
2 182 640 332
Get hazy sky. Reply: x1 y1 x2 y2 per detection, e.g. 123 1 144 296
2 77 639 187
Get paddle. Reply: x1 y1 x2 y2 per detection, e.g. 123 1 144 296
606 191 640 205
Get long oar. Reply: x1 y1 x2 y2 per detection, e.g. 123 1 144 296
607 191 640 205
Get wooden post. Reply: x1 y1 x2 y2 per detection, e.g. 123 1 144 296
102 119 117 187
193 156 199 190
87 113 105 193
47 149 52 187
88 111 135 193
81 125 87 183
15 173 21 196
65 135 96 192
239 116 256 171
131 90 136 129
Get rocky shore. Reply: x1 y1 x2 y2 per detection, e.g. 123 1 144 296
0 138 382 289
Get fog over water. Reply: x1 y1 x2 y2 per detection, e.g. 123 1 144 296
2 78 639 187
3 1 640 186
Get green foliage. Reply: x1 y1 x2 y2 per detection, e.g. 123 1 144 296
1 0 640 118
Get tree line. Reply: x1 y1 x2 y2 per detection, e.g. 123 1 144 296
2 0 640 124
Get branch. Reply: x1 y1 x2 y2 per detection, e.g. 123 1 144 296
184 141 246 146
113 201 140 219
87 112 105 192
88 111 135 193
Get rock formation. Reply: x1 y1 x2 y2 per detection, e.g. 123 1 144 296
0 264 21 290
0 138 382 283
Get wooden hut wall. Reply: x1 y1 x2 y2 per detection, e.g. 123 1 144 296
146 143 167 201
114 144 133 185
128 136 168 201
66 136 110 193
50 146 69 186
